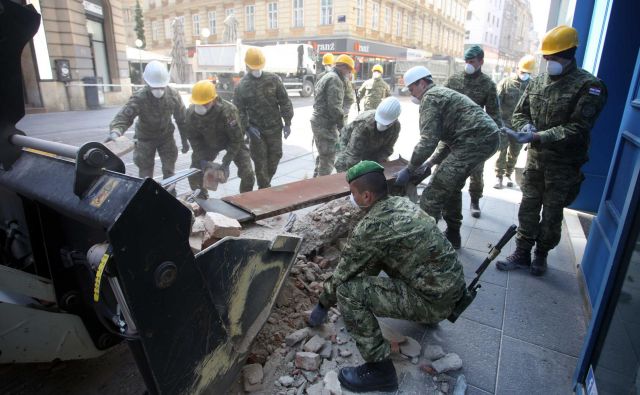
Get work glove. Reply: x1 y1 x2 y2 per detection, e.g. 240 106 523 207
181 138 190 154
394 166 412 187
105 130 121 142
501 127 538 144
521 123 537 134
283 125 291 139
410 161 432 184
221 163 230 180
307 303 329 328
246 126 262 141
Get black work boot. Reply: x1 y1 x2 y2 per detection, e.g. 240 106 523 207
530 250 548 276
470 198 481 218
445 228 461 249
505 174 515 187
338 359 398 393
496 247 531 271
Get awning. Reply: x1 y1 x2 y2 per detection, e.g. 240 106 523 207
126 47 171 63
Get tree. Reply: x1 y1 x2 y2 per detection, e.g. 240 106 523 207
134 0 145 49
169 17 194 84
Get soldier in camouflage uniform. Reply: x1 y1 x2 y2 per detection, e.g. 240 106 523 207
315 53 334 83
497 26 607 276
108 61 187 180
493 55 535 189
311 54 356 177
357 64 391 111
185 81 255 197
233 48 294 189
334 97 402 172
441 45 502 218
308 161 466 393
395 66 499 249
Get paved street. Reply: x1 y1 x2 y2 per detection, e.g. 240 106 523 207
9 95 589 394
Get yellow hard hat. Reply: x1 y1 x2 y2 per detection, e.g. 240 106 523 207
372 64 383 73
322 53 334 65
245 47 265 70
191 80 217 105
335 54 355 71
518 55 535 73
540 25 578 55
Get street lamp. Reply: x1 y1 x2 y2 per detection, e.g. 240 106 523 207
135 39 144 84
200 27 210 45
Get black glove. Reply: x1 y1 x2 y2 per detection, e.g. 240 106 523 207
105 130 121 143
221 163 230 180
283 125 291 139
181 138 190 154
410 162 432 184
501 127 537 144
394 166 411 187
246 126 262 141
308 303 329 327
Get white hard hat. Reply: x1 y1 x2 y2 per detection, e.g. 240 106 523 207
143 60 170 88
403 66 432 86
375 96 402 125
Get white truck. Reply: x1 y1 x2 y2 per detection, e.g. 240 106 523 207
196 42 317 98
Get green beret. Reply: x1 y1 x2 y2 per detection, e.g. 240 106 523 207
464 45 484 60
346 160 385 183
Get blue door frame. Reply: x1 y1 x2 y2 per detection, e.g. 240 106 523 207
573 48 640 390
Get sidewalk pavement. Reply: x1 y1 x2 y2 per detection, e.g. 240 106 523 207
264 152 589 395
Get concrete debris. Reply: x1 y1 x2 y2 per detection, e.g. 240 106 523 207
319 342 332 359
320 360 338 376
400 336 422 358
453 374 467 395
323 371 342 395
306 381 324 395
203 164 228 191
295 352 322 371
304 335 326 353
242 363 264 392
338 348 352 358
279 375 295 387
202 212 241 238
379 320 407 344
432 353 463 373
103 135 135 157
301 369 319 383
286 328 311 347
424 344 446 361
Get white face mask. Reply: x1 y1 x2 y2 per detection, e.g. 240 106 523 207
151 88 165 98
464 63 476 74
546 60 563 76
349 193 360 208
325 65 332 71
373 71 382 79
194 105 208 115
251 70 263 78
376 122 390 131
518 73 530 81
411 96 421 105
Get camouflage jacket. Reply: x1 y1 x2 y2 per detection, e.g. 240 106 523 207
409 85 498 171
184 98 244 167
358 77 391 111
334 110 400 172
110 86 186 140
512 60 608 167
497 75 529 128
312 69 347 127
320 196 466 307
445 70 502 126
343 78 355 115
233 71 293 133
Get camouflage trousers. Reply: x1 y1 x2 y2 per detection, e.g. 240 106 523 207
133 137 178 179
336 276 455 362
468 162 485 200
516 164 584 253
188 145 255 193
494 137 523 177
420 134 499 231
311 119 339 177
249 127 283 189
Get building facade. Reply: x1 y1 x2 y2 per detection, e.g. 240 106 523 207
498 0 534 73
20 0 132 112
463 0 504 76
142 0 469 80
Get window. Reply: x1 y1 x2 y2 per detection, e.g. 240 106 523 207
356 0 364 27
267 2 278 29
164 18 172 39
406 14 412 38
487 13 490 23
192 14 200 36
225 8 235 17
467 10 472 20
321 0 332 25
246 5 255 31
176 16 185 27
152 20 160 41
395 8 402 36
465 30 470 39
384 6 391 33
208 11 216 34
293 0 304 27
371 2 379 30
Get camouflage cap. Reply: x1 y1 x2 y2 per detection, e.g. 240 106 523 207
464 45 484 60
346 161 385 183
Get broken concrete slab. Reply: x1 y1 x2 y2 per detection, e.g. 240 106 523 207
295 352 322 371
306 381 324 395
103 135 135 157
323 370 342 395
242 363 264 385
286 328 310 347
432 353 463 373
203 212 241 238
279 376 295 387
400 336 422 358
319 341 332 359
304 335 326 353
424 344 446 361
379 320 407 344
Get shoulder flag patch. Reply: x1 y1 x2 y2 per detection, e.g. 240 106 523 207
589 87 601 96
